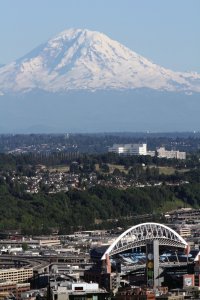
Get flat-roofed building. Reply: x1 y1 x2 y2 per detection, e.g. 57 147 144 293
157 147 186 159
33 236 61 247
50 281 109 300
0 268 33 283
0 237 61 249
0 281 30 300
177 227 191 238
108 144 147 156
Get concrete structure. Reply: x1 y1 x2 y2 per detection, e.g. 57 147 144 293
164 208 200 224
84 223 189 291
194 252 200 275
84 246 120 292
177 227 191 238
147 150 155 157
101 223 188 288
116 287 156 300
21 289 46 300
0 237 60 248
146 240 159 288
156 147 186 160
0 267 33 283
102 223 188 259
33 236 61 247
108 144 147 156
50 281 109 300
0 281 30 300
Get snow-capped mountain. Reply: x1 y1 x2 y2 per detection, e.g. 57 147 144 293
0 28 200 94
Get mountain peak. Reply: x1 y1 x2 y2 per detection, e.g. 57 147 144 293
0 28 200 93
54 28 111 43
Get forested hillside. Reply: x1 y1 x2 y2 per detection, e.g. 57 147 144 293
0 181 200 234
0 151 200 234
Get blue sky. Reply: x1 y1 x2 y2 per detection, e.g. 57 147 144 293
1 0 199 72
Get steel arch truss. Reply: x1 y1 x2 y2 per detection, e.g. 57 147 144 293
102 222 188 260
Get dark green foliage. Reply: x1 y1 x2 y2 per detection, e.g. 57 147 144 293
1 178 200 234
22 242 28 251
0 150 200 234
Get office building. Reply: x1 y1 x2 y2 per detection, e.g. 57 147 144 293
0 268 33 283
108 144 147 156
156 147 186 160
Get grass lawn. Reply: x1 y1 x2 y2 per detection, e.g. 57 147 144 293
158 166 190 175
48 165 70 173
108 163 128 174
158 166 176 175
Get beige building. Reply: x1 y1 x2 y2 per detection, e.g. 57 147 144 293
0 268 33 283
157 147 186 159
177 227 191 238
0 281 30 300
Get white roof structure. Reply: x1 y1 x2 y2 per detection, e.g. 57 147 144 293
102 222 188 260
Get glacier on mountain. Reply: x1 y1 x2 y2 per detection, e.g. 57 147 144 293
0 28 200 93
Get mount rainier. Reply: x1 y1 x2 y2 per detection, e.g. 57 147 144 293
0 28 200 94
0 28 200 133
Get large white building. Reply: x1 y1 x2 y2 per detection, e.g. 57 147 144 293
157 147 186 159
50 281 109 300
108 143 147 156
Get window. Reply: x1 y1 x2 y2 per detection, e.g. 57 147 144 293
74 287 84 291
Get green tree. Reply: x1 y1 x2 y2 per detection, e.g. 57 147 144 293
22 243 28 251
